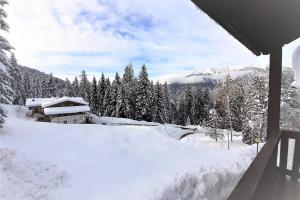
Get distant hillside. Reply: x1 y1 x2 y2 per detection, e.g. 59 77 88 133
168 66 294 96
18 65 65 96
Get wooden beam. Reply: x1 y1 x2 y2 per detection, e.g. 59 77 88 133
267 46 282 138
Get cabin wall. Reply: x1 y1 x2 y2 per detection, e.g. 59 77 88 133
30 106 44 115
50 114 86 124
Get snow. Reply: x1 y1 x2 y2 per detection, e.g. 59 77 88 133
25 97 88 108
26 98 57 107
44 105 90 115
0 148 67 200
91 114 158 126
0 105 258 200
42 97 88 108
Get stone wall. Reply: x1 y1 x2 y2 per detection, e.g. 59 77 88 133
50 114 86 124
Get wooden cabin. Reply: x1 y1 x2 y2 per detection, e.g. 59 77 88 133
190 0 300 199
26 97 90 124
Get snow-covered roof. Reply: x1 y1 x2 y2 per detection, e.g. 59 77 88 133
42 97 88 108
26 98 57 107
25 97 88 108
44 105 90 115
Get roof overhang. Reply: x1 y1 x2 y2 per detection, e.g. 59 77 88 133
191 0 300 55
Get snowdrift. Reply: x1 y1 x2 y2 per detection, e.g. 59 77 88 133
0 105 258 200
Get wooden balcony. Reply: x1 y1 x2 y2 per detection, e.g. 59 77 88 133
189 1 300 199
228 129 300 200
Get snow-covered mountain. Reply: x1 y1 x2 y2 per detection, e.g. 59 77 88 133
169 66 267 85
168 66 294 95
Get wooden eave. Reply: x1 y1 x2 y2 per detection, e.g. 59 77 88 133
191 0 300 55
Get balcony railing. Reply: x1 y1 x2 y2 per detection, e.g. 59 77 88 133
228 129 300 200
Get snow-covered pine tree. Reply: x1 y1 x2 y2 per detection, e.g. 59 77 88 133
115 83 127 118
152 81 166 124
97 73 106 116
102 78 111 116
207 109 224 141
64 78 74 97
148 80 155 122
7 53 23 104
0 0 14 127
79 70 91 102
184 85 194 125
32 78 41 98
242 75 268 144
72 77 80 97
109 73 121 117
162 82 171 123
280 70 300 129
40 76 48 98
122 64 136 119
45 73 57 97
135 65 152 121
214 83 228 129
90 76 100 114
22 71 32 99
177 95 186 125
169 99 178 124
230 83 245 132
193 88 206 125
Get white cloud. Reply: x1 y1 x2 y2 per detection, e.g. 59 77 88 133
4 0 299 81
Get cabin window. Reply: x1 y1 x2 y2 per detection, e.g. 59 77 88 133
63 120 67 124
73 119 78 123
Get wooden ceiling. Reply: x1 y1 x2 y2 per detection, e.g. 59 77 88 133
191 0 300 55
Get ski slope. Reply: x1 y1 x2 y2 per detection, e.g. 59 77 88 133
0 105 258 200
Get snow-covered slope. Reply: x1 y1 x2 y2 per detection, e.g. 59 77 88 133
0 105 258 200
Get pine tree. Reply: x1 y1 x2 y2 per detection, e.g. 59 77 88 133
90 76 99 114
7 53 23 104
184 85 194 125
40 76 48 98
122 64 136 119
22 71 31 99
135 65 152 121
64 78 74 97
72 77 80 97
207 109 224 142
169 99 178 124
152 82 166 124
0 0 14 128
193 88 206 125
116 83 127 118
177 96 186 125
79 70 91 102
242 75 268 144
109 73 121 117
45 73 57 97
32 78 41 98
103 78 111 116
162 82 171 123
97 73 106 116
230 83 245 132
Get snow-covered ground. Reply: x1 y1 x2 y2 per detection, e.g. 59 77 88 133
0 105 259 200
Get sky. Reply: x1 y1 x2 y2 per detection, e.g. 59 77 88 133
5 0 300 81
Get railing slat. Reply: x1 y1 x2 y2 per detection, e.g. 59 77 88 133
279 134 288 172
292 136 300 181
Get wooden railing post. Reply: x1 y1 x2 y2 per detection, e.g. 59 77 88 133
267 46 282 139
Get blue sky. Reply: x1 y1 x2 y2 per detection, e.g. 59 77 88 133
6 0 300 81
